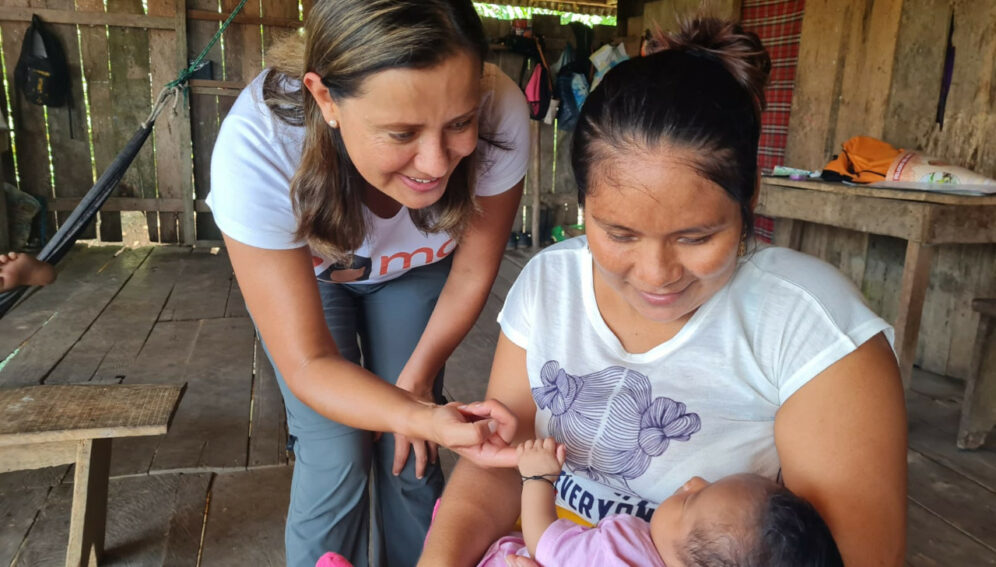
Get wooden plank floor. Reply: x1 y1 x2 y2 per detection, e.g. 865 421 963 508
0 244 993 566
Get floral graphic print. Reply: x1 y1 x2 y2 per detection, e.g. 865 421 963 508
532 360 701 495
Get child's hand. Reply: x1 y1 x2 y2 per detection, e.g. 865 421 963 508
516 437 566 478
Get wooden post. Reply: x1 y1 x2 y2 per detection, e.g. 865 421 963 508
894 240 934 388
958 300 996 449
529 120 541 249
0 158 8 251
149 0 195 244
65 438 111 567
178 0 196 245
773 218 804 250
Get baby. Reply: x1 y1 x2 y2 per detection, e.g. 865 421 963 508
481 437 843 567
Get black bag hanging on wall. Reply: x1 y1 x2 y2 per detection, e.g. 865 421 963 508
14 15 71 107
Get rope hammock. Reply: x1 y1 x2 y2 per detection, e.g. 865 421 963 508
0 0 250 319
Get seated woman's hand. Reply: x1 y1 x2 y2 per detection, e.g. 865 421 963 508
428 400 518 468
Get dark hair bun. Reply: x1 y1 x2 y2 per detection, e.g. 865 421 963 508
649 17 770 116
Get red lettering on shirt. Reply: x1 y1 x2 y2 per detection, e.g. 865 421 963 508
437 238 457 258
379 247 434 276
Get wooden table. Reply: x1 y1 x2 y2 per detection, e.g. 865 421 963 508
756 177 996 387
0 383 185 567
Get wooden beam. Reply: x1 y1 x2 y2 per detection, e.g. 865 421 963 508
0 440 77 473
894 242 935 388
189 79 245 97
0 384 185 446
186 8 301 28
174 0 195 244
188 79 245 90
477 0 616 16
756 184 931 243
190 86 242 97
529 120 541 249
65 438 111 567
148 0 190 243
47 197 210 213
0 7 175 29
958 303 996 449
0 169 8 251
764 176 996 206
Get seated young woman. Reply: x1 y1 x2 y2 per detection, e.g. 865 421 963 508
419 17 907 567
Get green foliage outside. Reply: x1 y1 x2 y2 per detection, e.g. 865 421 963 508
473 3 617 27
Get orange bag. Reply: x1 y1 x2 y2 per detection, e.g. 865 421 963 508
823 136 903 184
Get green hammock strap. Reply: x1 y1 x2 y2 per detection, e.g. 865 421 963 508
167 0 252 89
144 0 252 126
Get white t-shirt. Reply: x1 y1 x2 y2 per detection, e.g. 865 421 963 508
498 237 893 526
207 63 529 284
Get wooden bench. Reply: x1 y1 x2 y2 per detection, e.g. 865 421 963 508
958 299 996 449
0 383 185 567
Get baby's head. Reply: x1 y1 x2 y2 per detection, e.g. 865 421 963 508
650 473 842 567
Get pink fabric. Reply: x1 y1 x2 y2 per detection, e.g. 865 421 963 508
477 533 534 566
315 552 353 567
478 516 666 567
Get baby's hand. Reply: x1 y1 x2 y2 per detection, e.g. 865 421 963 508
516 437 566 478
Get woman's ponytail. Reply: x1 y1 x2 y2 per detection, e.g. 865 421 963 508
648 17 771 119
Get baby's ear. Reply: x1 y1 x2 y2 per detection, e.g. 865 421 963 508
556 444 566 466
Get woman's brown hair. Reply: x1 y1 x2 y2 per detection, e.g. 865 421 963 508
263 0 489 263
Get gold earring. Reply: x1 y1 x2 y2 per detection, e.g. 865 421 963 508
737 233 747 257
328 119 338 128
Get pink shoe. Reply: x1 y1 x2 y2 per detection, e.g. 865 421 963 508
316 552 353 567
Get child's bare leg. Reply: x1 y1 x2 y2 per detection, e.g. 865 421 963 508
0 252 56 291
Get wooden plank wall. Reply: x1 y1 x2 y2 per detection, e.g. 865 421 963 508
0 0 303 246
0 8 614 248
781 0 996 379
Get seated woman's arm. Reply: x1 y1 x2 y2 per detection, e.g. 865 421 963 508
419 334 538 566
775 333 907 566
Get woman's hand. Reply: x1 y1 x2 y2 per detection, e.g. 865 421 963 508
392 371 438 479
425 400 519 468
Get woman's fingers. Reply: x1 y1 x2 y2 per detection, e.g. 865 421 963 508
392 433 412 476
391 434 435 479
453 443 519 468
427 439 439 465
425 402 523 468
411 438 430 479
457 399 518 443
